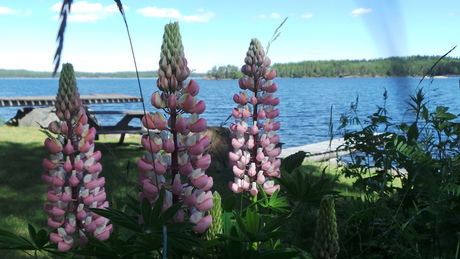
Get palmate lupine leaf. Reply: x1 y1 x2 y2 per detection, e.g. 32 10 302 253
261 212 290 233
0 227 61 256
27 224 49 249
280 151 306 174
89 208 143 233
256 188 290 212
72 234 120 257
0 229 35 250
276 167 339 205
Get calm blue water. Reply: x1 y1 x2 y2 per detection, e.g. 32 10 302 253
1 77 460 148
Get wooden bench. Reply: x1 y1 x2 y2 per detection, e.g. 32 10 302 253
87 110 148 145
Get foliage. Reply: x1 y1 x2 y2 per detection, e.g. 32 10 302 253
206 65 242 80
210 193 300 259
0 223 64 258
75 191 203 258
275 151 339 254
336 84 460 258
272 55 460 78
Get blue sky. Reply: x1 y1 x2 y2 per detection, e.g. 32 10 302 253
0 0 459 73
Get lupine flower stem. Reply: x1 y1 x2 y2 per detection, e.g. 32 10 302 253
42 63 112 252
229 38 281 196
137 22 213 233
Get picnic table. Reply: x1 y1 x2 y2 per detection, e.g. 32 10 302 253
87 110 147 144
0 94 148 144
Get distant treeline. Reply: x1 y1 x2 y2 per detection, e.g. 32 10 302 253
272 56 460 78
206 65 243 80
2 56 460 79
0 69 206 79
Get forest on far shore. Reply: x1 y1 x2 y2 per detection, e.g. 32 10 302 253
1 55 459 79
272 55 460 78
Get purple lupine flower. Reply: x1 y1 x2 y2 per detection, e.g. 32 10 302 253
42 63 112 252
137 22 213 233
229 38 281 196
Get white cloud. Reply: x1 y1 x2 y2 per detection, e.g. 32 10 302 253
301 13 314 19
137 6 214 22
50 2 61 12
50 1 125 22
137 7 181 18
184 9 215 22
312 50 320 53
0 7 18 14
351 8 372 17
68 13 100 22
104 4 129 13
269 13 280 19
72 1 102 13
257 12 281 19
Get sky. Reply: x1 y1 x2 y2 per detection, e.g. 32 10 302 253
0 0 459 73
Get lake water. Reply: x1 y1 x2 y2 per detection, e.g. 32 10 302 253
1 77 460 148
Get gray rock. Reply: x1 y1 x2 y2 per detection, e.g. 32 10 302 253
7 106 59 127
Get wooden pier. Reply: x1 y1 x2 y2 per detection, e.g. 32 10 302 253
279 138 351 162
0 94 143 107
1 94 145 144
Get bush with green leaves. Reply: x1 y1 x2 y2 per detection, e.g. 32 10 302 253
336 86 460 258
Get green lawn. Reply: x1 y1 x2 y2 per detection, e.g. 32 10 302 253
0 126 144 237
0 126 359 258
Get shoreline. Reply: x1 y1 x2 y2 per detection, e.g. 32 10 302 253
1 75 459 80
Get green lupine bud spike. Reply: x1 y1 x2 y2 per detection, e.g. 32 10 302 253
312 195 340 259
56 63 80 122
204 191 222 242
157 22 189 92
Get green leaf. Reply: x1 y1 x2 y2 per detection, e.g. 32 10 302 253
166 232 203 251
257 188 290 212
228 226 243 258
233 211 247 234
259 248 301 259
33 229 49 249
245 209 260 234
27 223 36 241
421 106 429 121
162 202 183 223
222 212 234 236
223 195 236 212
281 151 306 173
275 168 299 197
73 234 120 257
217 233 244 242
140 197 152 228
125 194 142 214
149 192 164 228
407 121 419 141
90 208 143 233
262 212 291 233
165 222 195 232
0 229 35 250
